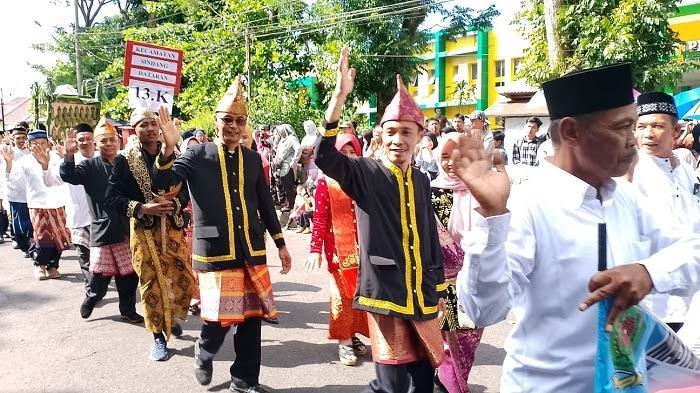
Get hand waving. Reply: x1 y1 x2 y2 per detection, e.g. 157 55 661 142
156 106 180 150
31 143 51 170
1 144 14 163
334 46 356 98
64 128 78 156
451 130 510 216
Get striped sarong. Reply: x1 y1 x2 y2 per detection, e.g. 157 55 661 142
198 264 277 327
29 208 71 251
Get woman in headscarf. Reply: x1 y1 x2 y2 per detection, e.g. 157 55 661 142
305 133 369 367
300 120 321 188
272 124 301 210
430 132 483 393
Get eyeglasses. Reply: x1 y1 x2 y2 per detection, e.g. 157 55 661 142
217 116 247 127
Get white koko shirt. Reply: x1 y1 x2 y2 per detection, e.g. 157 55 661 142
457 159 700 393
9 152 65 209
2 147 31 203
630 152 700 323
58 153 93 229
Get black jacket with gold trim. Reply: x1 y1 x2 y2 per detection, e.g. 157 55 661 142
316 132 446 321
152 142 285 272
105 144 189 230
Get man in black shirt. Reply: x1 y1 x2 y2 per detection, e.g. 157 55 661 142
42 118 142 322
316 47 446 393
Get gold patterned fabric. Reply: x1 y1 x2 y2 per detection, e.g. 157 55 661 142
367 313 443 367
130 218 195 338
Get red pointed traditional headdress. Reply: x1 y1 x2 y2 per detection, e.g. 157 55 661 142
379 74 424 129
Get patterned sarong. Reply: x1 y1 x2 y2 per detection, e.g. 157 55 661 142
90 238 135 276
71 226 90 248
367 313 443 367
29 208 71 251
130 219 195 338
198 264 277 327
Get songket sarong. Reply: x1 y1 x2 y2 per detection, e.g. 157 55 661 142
198 264 277 327
435 212 483 393
325 179 369 340
130 219 195 338
329 269 369 340
29 208 71 251
71 226 90 248
367 313 443 367
90 238 135 276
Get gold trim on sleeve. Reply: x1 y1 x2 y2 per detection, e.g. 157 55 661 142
271 233 284 241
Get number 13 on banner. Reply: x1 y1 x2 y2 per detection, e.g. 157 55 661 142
128 83 175 113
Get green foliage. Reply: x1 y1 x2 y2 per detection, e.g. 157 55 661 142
515 0 699 91
248 80 324 138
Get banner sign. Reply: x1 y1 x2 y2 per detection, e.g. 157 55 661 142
123 40 183 112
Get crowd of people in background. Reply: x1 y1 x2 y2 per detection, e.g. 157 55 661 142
1 54 700 393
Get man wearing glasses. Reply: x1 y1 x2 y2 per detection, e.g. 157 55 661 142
153 76 291 393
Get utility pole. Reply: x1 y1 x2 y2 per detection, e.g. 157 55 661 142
74 0 84 95
245 25 253 99
1 89 5 134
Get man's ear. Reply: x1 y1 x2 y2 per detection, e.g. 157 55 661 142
558 117 581 148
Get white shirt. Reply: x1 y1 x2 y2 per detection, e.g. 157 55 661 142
2 146 31 203
535 138 554 165
630 152 700 322
457 160 700 393
57 152 93 229
10 152 65 209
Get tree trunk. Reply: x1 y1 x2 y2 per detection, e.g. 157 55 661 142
376 89 393 123
543 0 563 70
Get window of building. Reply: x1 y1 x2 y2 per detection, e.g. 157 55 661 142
495 60 506 78
512 58 523 75
469 63 478 81
453 64 468 82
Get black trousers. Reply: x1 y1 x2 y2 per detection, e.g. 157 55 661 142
87 273 138 315
33 247 61 269
198 318 262 387
362 360 435 393
75 245 94 295
280 170 296 209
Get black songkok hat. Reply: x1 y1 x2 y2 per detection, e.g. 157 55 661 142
542 63 634 120
636 92 678 118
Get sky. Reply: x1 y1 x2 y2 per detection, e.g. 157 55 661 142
1 0 696 100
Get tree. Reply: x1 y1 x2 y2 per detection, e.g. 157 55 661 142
515 0 699 91
543 0 563 69
452 80 476 114
312 0 499 118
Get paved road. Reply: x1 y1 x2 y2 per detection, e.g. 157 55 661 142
0 231 509 393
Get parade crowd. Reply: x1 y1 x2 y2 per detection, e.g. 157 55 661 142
1 48 700 393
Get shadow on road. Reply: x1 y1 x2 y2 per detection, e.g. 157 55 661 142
0 284 54 311
266 300 330 330
272 281 322 293
276 385 369 392
474 343 506 366
468 384 488 393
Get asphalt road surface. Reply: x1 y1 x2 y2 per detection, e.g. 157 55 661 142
0 230 510 393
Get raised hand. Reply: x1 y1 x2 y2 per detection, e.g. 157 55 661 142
31 143 51 170
1 144 14 164
334 46 356 98
156 106 180 150
450 130 510 217
64 128 78 157
304 252 323 272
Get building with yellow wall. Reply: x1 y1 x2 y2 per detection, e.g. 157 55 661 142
357 2 700 124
